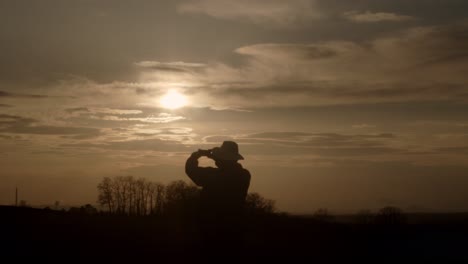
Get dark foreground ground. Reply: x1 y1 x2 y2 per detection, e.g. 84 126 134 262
3 206 468 263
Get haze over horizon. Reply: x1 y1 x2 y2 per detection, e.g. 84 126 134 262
1 0 468 214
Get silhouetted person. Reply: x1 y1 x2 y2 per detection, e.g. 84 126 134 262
185 141 251 258
185 141 251 217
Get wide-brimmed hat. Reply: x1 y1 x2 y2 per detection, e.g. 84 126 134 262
211 141 244 161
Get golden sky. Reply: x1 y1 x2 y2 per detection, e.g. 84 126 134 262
1 0 468 213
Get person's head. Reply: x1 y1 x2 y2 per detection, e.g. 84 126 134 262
210 141 244 168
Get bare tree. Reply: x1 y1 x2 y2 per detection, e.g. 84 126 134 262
111 176 133 214
97 177 115 213
155 183 165 215
98 176 170 216
245 192 276 215
135 178 147 216
128 177 136 215
355 209 375 225
98 177 278 217
142 180 156 215
165 180 200 215
375 206 407 225
313 208 334 222
123 176 133 214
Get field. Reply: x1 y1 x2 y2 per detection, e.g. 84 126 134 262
5 206 468 262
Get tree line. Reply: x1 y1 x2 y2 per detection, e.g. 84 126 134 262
97 176 276 216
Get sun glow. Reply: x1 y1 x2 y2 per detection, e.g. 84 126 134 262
159 90 188 109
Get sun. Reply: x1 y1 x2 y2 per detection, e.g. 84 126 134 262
159 90 188 109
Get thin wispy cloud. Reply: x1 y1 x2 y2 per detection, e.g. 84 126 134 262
178 0 321 27
88 108 143 115
95 113 186 124
352 124 376 129
344 11 415 23
0 90 49 98
135 61 206 72
0 114 101 138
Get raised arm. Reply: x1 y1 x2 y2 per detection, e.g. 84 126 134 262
185 150 216 186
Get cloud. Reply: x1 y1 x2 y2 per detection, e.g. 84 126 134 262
7 125 100 137
242 132 396 147
344 11 415 23
12 23 466 112
42 77 193 110
0 114 101 138
0 134 13 140
65 107 144 120
135 61 206 72
352 124 376 129
178 0 321 27
133 127 193 137
93 113 185 124
186 22 468 107
203 135 235 143
28 22 467 111
201 131 402 158
197 130 468 166
244 132 315 141
435 146 468 155
0 114 35 126
62 138 190 152
180 127 427 164
89 108 143 115
235 43 339 60
65 107 90 114
48 77 153 99
155 127 193 135
0 90 48 98
134 61 208 86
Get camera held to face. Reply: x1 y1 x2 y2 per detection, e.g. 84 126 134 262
198 149 213 157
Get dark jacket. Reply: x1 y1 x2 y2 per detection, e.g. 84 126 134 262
185 153 251 215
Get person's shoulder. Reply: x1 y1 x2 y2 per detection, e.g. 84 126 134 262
241 168 251 178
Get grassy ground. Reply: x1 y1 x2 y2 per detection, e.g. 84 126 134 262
4 206 468 262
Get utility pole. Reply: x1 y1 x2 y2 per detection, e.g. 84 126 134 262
15 187 18 207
